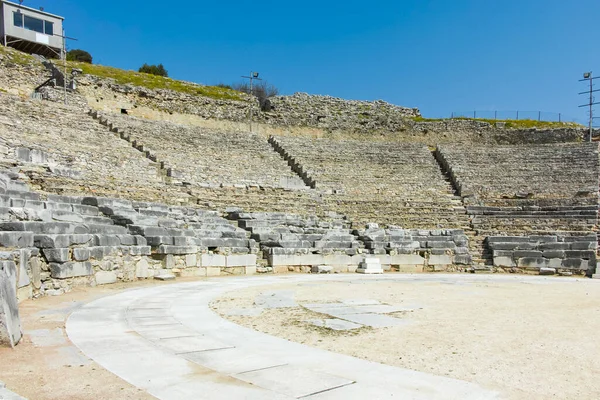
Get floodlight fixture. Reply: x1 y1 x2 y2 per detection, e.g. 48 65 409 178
241 71 264 133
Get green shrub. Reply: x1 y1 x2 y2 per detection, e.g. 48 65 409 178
66 49 92 64
138 63 168 77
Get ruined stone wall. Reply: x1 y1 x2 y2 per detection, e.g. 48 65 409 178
0 45 588 145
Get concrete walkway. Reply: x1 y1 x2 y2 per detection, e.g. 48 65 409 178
67 274 502 399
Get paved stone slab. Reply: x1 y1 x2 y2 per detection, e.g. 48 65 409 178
127 308 173 318
336 313 408 328
304 303 411 316
234 364 355 398
135 324 198 340
254 290 297 309
157 336 234 354
130 316 180 327
183 347 286 375
307 318 363 331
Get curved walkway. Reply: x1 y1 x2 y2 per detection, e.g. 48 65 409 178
66 274 509 399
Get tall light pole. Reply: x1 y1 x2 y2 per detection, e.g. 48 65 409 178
579 72 600 142
241 71 262 132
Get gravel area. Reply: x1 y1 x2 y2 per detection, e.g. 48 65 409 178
212 275 600 400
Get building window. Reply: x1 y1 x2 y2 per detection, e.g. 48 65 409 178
44 21 54 36
24 15 44 34
13 12 23 28
12 12 55 35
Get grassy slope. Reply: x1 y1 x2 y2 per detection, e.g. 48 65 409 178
0 45 582 127
0 45 244 102
412 116 581 129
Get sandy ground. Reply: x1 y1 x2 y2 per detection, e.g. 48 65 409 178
212 276 600 400
0 278 204 400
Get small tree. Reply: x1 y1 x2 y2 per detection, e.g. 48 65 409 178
232 81 279 111
66 49 92 64
138 63 168 77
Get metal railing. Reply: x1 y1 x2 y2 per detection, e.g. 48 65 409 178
449 110 584 124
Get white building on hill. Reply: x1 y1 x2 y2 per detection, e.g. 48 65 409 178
0 0 64 59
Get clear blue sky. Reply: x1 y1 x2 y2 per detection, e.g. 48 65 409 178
20 0 600 123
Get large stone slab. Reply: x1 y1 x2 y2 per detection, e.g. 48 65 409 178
0 261 21 347
157 335 234 354
183 347 284 375
226 254 257 267
307 318 363 331
234 364 355 399
49 261 93 279
255 290 297 309
95 271 117 285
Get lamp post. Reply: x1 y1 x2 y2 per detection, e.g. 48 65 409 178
241 71 262 132
579 72 600 142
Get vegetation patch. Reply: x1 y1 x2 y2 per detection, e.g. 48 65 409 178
68 61 246 102
412 115 581 128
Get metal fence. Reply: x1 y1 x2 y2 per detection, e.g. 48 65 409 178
449 110 583 124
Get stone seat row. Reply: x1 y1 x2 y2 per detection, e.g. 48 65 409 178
99 112 305 190
437 143 599 203
0 94 167 202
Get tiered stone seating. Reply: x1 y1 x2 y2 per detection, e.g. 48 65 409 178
0 170 258 298
437 143 599 267
228 211 364 267
102 113 306 189
0 93 178 203
228 211 362 272
354 225 472 271
271 136 469 228
437 143 599 235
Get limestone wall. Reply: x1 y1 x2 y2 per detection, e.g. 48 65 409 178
488 235 597 276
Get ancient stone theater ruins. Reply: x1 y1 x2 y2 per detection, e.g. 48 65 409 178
0 42 599 399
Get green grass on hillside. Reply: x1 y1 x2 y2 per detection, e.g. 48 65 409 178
69 61 246 101
0 44 245 102
0 45 36 65
412 115 581 129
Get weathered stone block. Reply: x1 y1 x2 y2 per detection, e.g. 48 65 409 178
427 241 456 249
49 262 92 278
95 271 117 285
73 248 90 261
0 261 21 347
0 232 34 248
389 254 425 266
542 251 565 259
539 267 556 275
489 242 535 251
517 257 546 269
453 254 472 265
513 250 543 258
201 254 226 267
185 254 197 268
429 255 453 266
539 242 570 251
494 256 515 267
157 245 198 255
42 248 70 263
135 259 151 278
561 258 586 269
570 242 597 250
226 254 257 267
